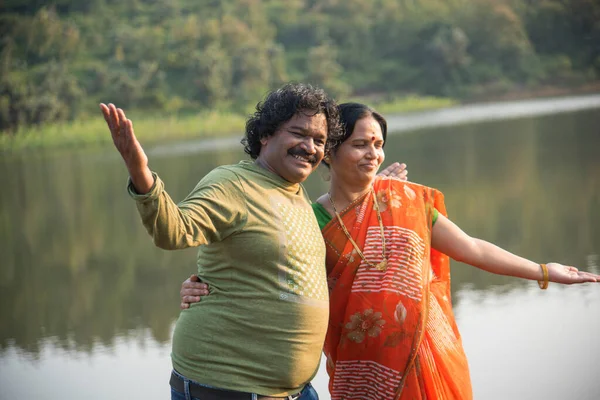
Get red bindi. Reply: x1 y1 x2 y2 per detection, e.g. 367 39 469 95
371 136 375 141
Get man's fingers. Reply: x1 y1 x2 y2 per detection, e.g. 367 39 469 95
108 104 120 134
388 165 408 180
117 109 132 149
180 302 190 310
126 119 141 153
100 103 118 139
182 282 208 290
118 108 128 137
100 103 118 144
99 103 111 126
379 162 400 177
182 287 209 296
181 282 209 295
383 163 407 178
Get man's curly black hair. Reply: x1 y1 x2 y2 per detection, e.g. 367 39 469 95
242 83 344 159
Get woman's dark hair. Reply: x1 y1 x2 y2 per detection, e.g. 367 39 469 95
322 102 388 167
242 83 343 159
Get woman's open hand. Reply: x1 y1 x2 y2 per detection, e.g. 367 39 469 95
547 263 600 285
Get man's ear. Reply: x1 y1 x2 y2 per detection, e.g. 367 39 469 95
260 136 268 145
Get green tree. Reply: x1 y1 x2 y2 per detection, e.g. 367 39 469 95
305 41 350 99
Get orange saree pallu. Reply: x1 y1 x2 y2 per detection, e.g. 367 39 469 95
322 177 472 400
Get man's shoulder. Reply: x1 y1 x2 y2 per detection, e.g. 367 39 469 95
195 163 247 189
210 161 259 179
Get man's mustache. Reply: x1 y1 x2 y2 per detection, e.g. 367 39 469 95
288 147 319 165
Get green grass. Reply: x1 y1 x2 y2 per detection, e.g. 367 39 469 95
0 110 247 152
0 95 456 152
348 95 458 114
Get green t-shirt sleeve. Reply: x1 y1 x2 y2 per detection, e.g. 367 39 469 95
433 208 438 226
311 202 332 231
128 167 247 249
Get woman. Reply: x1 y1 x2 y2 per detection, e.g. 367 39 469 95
182 103 599 399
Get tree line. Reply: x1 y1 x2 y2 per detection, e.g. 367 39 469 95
1 0 598 132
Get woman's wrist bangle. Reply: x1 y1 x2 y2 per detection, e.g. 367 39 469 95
538 263 549 290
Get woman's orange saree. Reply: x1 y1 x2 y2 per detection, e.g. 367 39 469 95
322 177 472 400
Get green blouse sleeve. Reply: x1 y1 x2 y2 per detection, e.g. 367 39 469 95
311 202 332 231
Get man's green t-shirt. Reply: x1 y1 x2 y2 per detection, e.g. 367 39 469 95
128 161 329 396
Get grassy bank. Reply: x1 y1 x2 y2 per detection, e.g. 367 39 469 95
0 95 456 152
0 110 248 152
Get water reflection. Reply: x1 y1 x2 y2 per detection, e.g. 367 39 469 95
1 107 599 399
457 284 600 400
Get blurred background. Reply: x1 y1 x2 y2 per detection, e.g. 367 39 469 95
1 1 599 399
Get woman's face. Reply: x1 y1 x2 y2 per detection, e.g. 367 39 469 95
329 115 385 187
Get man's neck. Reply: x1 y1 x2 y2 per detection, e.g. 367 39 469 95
255 156 277 176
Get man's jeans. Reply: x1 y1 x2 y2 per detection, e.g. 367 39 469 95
169 369 319 400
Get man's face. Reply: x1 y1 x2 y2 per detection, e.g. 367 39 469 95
256 111 328 183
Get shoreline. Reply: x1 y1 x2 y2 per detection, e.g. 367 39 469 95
384 92 600 135
462 81 600 104
146 92 600 158
2 86 599 154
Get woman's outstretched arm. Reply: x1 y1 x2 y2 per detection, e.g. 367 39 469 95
431 214 599 284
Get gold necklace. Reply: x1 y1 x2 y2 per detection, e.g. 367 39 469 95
328 187 388 271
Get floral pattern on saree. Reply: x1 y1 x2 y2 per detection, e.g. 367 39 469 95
345 309 386 343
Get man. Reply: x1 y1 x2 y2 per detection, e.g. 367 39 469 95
101 83 343 400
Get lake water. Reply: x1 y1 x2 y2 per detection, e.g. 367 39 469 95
1 95 599 400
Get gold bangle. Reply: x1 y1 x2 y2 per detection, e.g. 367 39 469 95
538 263 549 290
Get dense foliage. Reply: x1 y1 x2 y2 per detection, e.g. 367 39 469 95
1 0 599 132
